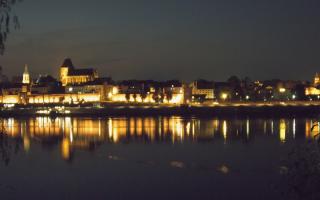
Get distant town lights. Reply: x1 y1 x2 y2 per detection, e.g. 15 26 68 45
279 88 286 93
292 94 296 100
221 93 228 100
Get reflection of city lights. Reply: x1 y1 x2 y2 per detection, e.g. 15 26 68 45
293 119 296 139
3 117 311 157
246 120 250 138
99 120 101 136
223 120 227 142
305 120 311 139
280 119 286 143
108 118 113 139
61 138 70 160
186 122 191 136
23 135 30 152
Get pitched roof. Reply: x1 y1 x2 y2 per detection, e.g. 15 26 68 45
68 68 96 76
61 58 74 69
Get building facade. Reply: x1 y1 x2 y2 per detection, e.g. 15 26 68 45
60 58 98 86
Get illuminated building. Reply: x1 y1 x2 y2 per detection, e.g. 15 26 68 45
65 78 114 101
190 80 214 102
305 87 320 96
22 64 30 84
60 58 98 86
315 73 320 86
28 93 100 104
305 73 320 96
31 75 63 94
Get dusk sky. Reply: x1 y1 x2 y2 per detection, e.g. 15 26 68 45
1 0 320 81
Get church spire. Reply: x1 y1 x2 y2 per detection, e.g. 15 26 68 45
22 64 30 84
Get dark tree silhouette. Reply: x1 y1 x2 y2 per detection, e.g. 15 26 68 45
125 92 130 102
140 91 147 102
166 90 173 102
0 0 22 55
0 122 22 166
152 91 159 103
132 93 137 102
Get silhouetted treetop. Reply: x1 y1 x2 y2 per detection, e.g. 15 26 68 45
0 0 22 55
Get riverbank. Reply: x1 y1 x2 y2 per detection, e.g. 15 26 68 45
1 101 320 117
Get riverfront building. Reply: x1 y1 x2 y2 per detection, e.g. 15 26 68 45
60 58 98 86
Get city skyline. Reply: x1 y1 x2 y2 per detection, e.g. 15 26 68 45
1 0 320 81
0 57 318 82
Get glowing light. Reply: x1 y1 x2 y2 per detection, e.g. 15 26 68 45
246 119 250 138
222 120 227 142
23 135 30 152
186 122 191 136
279 88 286 93
4 104 15 108
61 138 71 160
280 119 286 143
293 119 296 139
221 93 228 100
169 94 183 104
2 95 19 104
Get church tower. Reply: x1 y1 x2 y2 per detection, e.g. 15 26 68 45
22 64 30 84
60 58 74 86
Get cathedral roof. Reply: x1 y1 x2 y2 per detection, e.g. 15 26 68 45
68 68 96 76
61 58 74 69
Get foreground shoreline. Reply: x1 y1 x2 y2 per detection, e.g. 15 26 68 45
1 102 320 118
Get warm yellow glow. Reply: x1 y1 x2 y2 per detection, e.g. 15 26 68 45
61 138 71 160
2 95 19 104
293 119 296 139
221 93 228 100
246 120 250 138
112 87 119 95
222 120 227 142
305 87 320 95
22 64 30 84
23 135 30 152
279 88 286 93
169 94 183 104
28 93 100 104
280 119 286 143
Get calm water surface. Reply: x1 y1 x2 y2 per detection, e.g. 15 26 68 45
0 116 318 200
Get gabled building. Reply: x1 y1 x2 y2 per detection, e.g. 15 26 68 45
190 80 214 102
60 58 98 86
31 75 63 94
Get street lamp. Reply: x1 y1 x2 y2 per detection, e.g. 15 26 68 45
221 93 228 101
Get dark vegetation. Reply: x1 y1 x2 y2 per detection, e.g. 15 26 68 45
0 0 22 55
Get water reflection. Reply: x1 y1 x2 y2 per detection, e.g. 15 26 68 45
0 117 318 160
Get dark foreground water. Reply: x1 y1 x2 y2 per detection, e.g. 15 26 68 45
0 116 319 200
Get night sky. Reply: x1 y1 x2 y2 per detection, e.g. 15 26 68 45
1 0 320 81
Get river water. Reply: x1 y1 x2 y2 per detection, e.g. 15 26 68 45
0 116 318 200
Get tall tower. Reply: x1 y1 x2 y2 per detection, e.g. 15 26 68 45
60 58 74 86
22 64 30 84
315 73 320 86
